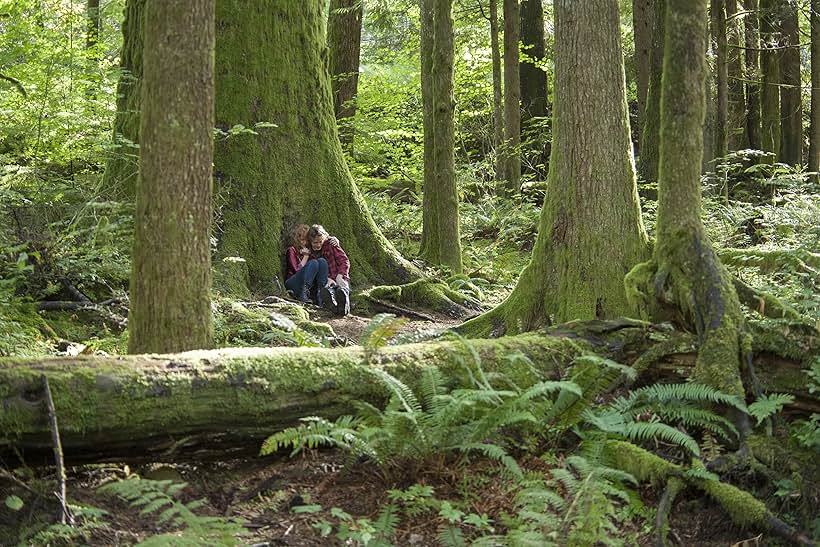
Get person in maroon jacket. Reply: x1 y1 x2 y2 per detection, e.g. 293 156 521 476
308 224 350 315
284 224 328 303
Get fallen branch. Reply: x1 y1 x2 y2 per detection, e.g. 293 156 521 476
42 375 70 525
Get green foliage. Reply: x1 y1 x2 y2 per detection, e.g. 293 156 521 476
310 504 399 547
97 477 245 546
22 504 108 547
5 494 24 511
747 393 795 426
360 313 408 361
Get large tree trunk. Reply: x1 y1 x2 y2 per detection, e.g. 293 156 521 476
760 0 781 155
462 0 650 337
712 0 729 159
419 0 463 272
503 0 521 192
327 0 363 150
779 0 803 166
811 0 820 174
639 0 665 182
745 0 762 150
626 0 748 399
519 0 548 120
2 320 815 464
129 0 214 354
490 0 505 181
101 1 418 291
726 0 747 149
634 0 652 148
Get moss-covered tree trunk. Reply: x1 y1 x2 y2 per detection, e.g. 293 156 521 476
639 0 665 182
128 0 214 354
726 0 747 149
779 0 802 166
625 0 748 399
760 0 781 155
810 0 820 174
327 0 363 150
519 0 548 120
745 0 762 150
462 0 649 337
712 0 729 159
100 0 144 198
490 0 505 181
102 1 417 291
419 0 462 273
633 0 652 148
503 0 521 192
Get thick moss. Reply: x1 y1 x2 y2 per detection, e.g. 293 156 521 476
357 279 478 317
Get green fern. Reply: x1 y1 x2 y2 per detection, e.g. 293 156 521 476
360 313 407 352
747 393 795 425
97 477 245 546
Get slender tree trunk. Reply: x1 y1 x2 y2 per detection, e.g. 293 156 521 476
86 0 100 50
102 1 418 291
726 0 747 149
490 0 505 181
779 0 803 166
129 0 214 353
519 0 548 120
745 0 762 149
634 0 652 148
419 0 436 261
100 0 144 197
503 0 521 192
327 0 363 150
760 0 781 155
712 0 729 159
626 0 748 399
810 0 820 173
639 0 665 182
463 0 650 336
420 0 463 272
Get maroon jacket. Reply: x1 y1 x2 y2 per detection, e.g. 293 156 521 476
313 236 350 281
285 246 304 279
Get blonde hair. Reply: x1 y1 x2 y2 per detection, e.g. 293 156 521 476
290 224 310 248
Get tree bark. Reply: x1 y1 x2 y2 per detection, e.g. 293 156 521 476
639 0 665 182
503 0 521 192
2 320 815 464
129 0 214 353
103 1 418 291
626 0 749 399
519 0 548 120
327 0 363 150
490 0 505 181
462 0 650 336
634 0 652 148
86 0 100 50
726 0 747 149
420 0 463 273
712 0 729 159
810 0 820 173
779 0 803 166
745 0 762 150
760 0 781 155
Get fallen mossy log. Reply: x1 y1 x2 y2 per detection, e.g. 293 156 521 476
1 319 816 464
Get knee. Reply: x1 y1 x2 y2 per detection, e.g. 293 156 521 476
304 260 319 273
317 258 328 270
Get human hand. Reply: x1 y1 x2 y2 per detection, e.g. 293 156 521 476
300 247 310 255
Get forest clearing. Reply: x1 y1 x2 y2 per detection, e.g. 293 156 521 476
0 0 819 545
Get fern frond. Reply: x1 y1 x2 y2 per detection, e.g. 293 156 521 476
439 524 466 547
622 422 700 456
747 393 794 425
360 313 408 350
631 383 746 411
371 369 423 416
458 442 523 478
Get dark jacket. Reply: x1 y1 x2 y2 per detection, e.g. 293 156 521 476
312 236 350 281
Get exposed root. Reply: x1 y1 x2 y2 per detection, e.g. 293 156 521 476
654 477 684 547
732 277 802 320
356 279 481 319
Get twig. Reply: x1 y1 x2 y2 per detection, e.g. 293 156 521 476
42 375 71 526
362 295 436 321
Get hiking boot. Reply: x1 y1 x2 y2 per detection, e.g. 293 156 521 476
319 286 337 311
335 286 350 316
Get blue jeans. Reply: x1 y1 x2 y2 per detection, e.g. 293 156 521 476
285 258 328 302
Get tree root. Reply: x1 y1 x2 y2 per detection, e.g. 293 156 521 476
603 440 817 546
654 477 684 547
732 278 801 320
719 248 820 277
355 279 482 319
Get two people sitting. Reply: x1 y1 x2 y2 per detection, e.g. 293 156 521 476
285 224 350 315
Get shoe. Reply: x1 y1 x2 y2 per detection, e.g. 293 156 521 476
319 286 337 311
335 286 350 316
298 287 310 303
